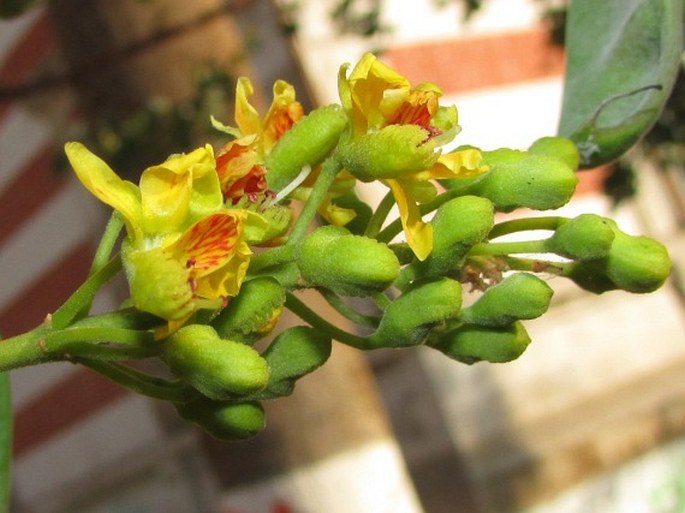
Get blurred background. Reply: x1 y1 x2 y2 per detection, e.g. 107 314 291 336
0 0 684 512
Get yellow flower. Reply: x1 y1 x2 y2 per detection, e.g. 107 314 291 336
65 142 251 325
215 78 304 204
338 53 488 260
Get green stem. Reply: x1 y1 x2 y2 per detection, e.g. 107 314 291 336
316 288 379 329
364 190 395 239
76 358 198 402
90 211 124 275
43 326 156 360
0 324 58 371
51 254 122 329
287 155 343 245
488 216 566 240
285 292 372 349
501 256 566 274
467 239 549 257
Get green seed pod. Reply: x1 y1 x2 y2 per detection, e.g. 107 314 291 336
528 136 580 170
298 225 400 296
265 104 348 192
212 277 286 345
368 278 463 348
430 321 531 364
257 326 332 399
416 195 494 278
176 399 265 440
472 151 579 212
337 124 439 182
162 325 269 400
544 214 616 261
459 273 553 327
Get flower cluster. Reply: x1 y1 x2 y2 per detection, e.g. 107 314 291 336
55 53 671 440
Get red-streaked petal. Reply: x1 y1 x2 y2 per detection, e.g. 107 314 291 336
172 212 244 276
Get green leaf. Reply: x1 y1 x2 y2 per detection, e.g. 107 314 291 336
558 0 683 168
0 373 11 512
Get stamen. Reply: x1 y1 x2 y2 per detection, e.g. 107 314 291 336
273 165 313 204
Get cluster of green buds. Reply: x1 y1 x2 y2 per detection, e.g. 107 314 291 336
6 53 670 440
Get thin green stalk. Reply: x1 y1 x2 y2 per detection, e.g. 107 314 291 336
0 370 11 513
364 190 395 239
76 358 198 402
467 239 549 257
488 216 566 240
90 211 124 275
501 256 566 274
43 326 156 360
287 155 343 245
285 292 372 349
316 288 379 329
51 254 122 329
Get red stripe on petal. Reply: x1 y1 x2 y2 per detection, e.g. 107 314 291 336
175 213 240 275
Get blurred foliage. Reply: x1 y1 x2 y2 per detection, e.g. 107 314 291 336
67 65 237 180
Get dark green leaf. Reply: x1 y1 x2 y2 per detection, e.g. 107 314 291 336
558 0 683 168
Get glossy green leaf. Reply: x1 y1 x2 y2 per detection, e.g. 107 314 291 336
558 0 683 168
0 372 11 512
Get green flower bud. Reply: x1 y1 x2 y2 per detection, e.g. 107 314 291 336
472 150 579 212
162 325 269 400
544 214 616 260
459 273 553 327
212 277 286 345
298 225 400 296
265 104 348 192
416 195 494 278
430 321 531 364
528 136 580 170
176 399 265 440
257 326 332 399
563 261 619 294
337 124 439 182
369 278 463 348
562 222 671 294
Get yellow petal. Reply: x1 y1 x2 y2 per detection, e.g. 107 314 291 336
65 142 143 243
419 148 489 181
235 77 262 136
386 179 433 261
139 166 192 235
262 80 304 150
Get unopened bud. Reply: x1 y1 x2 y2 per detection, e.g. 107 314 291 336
298 225 400 296
162 325 269 400
258 326 332 399
369 278 462 348
176 399 265 440
472 148 579 212
459 273 553 327
212 277 286 345
430 321 531 364
416 195 494 278
545 214 615 260
265 104 348 192
338 124 439 182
